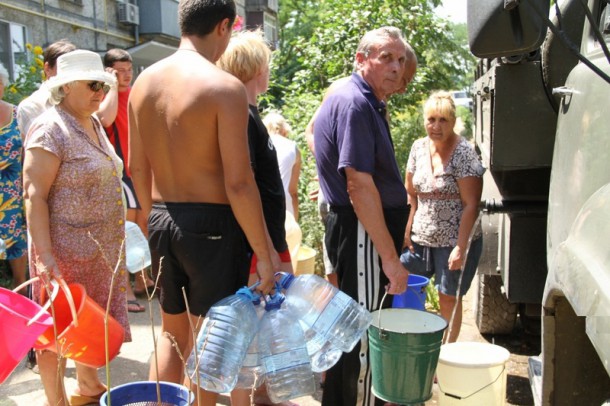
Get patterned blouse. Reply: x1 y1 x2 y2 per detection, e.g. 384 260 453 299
26 107 131 341
0 106 27 260
407 136 485 247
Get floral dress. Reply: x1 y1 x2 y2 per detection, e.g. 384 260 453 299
26 107 131 341
0 106 27 260
408 136 485 247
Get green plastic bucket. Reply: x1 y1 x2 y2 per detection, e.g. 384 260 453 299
368 308 447 404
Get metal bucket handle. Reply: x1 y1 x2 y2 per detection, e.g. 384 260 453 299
437 364 506 400
377 290 391 340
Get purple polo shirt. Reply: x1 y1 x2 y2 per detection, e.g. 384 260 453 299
314 73 407 208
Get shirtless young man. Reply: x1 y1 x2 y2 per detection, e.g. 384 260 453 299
128 1 275 404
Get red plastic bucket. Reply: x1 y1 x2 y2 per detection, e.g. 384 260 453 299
0 278 53 383
34 281 125 368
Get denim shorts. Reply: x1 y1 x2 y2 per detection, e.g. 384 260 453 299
400 238 483 296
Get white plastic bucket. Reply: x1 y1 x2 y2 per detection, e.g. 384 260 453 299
436 342 510 405
296 245 316 275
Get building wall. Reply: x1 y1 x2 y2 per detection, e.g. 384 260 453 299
0 0 134 52
0 0 279 80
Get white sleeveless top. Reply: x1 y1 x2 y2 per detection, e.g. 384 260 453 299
270 134 297 215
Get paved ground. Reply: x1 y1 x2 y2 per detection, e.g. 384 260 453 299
0 287 537 405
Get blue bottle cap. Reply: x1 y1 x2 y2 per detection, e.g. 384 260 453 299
276 272 295 289
236 286 260 302
264 291 285 311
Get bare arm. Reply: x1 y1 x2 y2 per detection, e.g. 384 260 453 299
95 69 119 128
289 146 301 221
448 176 483 271
345 167 408 294
218 84 275 294
404 171 417 251
128 98 153 224
23 148 61 277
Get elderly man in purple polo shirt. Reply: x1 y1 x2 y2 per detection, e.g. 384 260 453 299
314 26 416 406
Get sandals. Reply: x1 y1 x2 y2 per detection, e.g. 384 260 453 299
69 391 104 406
127 299 145 313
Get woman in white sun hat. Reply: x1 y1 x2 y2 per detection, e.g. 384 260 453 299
23 49 131 406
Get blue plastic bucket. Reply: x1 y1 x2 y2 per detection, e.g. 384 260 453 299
392 274 430 310
100 381 193 405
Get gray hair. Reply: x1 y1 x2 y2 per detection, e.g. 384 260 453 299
0 62 9 87
48 82 71 105
353 26 408 69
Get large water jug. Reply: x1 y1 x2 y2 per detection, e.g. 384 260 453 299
125 221 151 273
299 320 342 372
235 297 266 389
279 272 373 352
185 287 259 393
258 292 316 403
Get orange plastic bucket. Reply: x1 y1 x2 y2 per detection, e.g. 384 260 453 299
0 278 53 383
34 281 125 368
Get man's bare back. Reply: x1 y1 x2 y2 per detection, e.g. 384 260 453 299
129 50 249 209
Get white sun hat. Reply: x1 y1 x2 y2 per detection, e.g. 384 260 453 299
46 49 117 91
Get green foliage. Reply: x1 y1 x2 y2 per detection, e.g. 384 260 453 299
266 0 476 272
3 44 45 105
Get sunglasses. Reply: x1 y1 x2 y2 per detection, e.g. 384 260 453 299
87 81 111 94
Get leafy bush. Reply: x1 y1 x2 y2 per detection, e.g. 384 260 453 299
3 43 45 105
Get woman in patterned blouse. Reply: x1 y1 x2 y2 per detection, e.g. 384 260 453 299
402 90 485 343
23 50 130 406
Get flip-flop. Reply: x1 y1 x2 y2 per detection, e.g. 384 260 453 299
69 391 104 405
127 299 145 313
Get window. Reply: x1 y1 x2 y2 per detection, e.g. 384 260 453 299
263 12 277 48
0 20 28 81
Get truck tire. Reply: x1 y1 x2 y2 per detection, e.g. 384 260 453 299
473 273 518 334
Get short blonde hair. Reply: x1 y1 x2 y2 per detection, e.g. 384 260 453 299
217 29 271 84
423 90 456 120
263 111 292 137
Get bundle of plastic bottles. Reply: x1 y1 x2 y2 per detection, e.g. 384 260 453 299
185 272 373 403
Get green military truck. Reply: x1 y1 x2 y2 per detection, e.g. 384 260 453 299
467 0 610 404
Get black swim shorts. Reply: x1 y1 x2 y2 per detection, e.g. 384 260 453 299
147 202 250 316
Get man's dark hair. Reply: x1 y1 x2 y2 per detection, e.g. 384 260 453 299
43 39 76 69
178 0 236 37
103 48 132 68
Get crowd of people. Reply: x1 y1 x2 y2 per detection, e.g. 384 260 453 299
0 0 485 405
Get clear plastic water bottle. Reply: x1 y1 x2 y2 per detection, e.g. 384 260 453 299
235 297 266 389
299 320 342 372
279 272 373 353
185 287 259 393
258 292 316 403
125 221 151 273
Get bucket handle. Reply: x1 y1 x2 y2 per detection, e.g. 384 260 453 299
377 290 390 340
437 364 506 400
39 278 79 329
12 277 60 326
